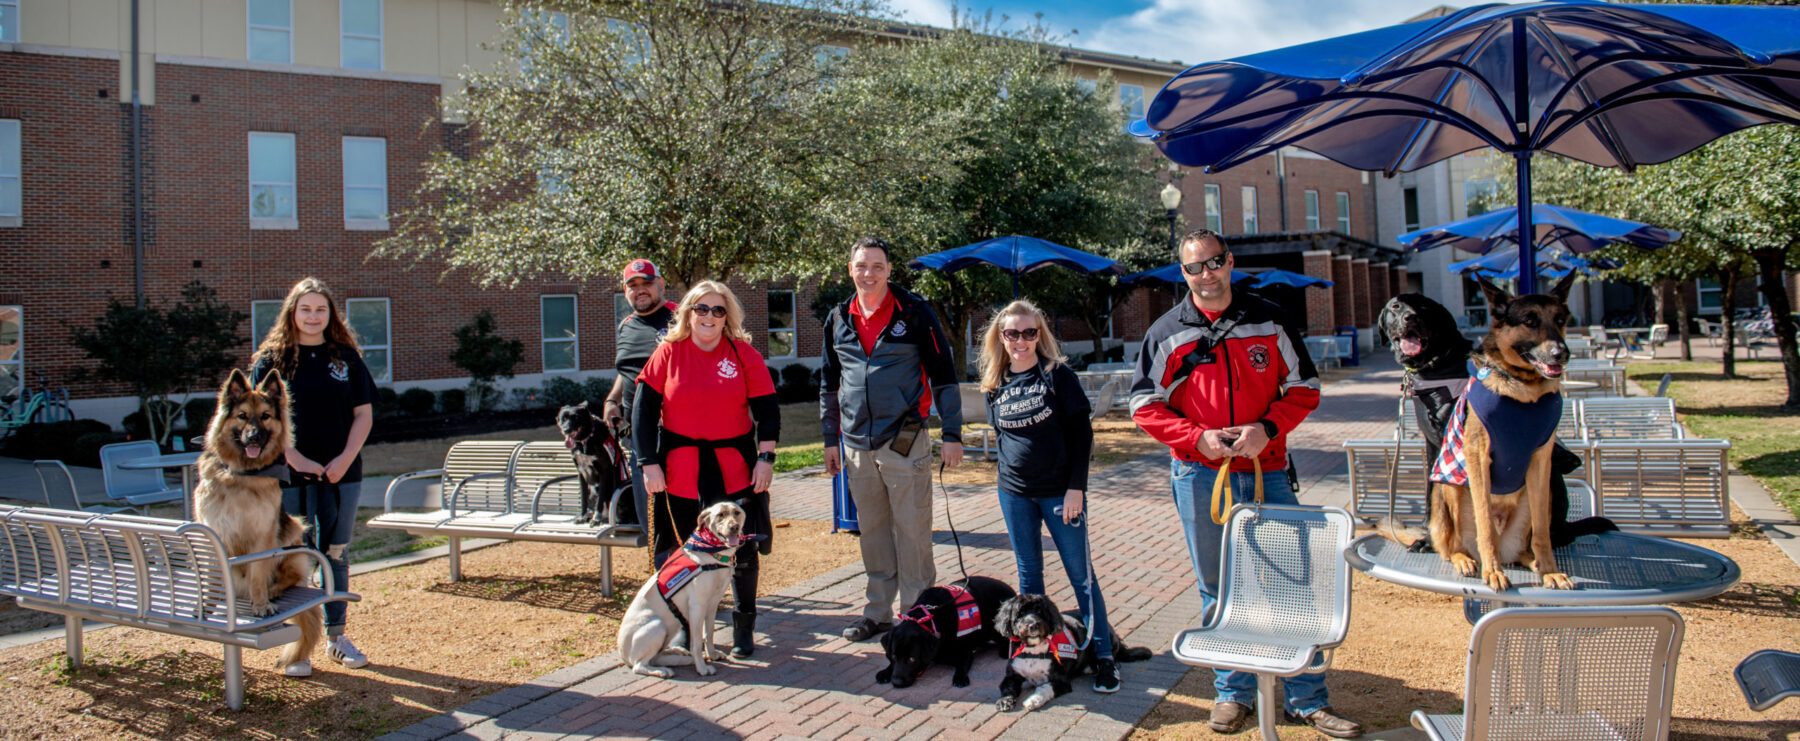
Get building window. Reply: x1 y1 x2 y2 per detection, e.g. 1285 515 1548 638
613 292 630 327
342 136 387 229
1118 84 1146 120
247 0 292 64
542 295 577 372
1304 190 1320 230
250 300 283 348
1403 187 1420 232
1241 186 1258 234
0 119 18 226
248 132 296 229
1461 274 1487 326
341 0 382 70
1697 278 1723 315
1075 78 1097 97
0 0 17 43
1203 184 1221 232
1335 192 1351 235
346 298 391 382
767 290 796 358
0 306 19 401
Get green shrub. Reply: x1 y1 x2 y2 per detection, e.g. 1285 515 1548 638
123 401 181 441
184 397 217 434
541 377 586 409
13 419 114 461
71 430 128 468
375 387 400 420
398 388 437 417
440 388 467 415
777 362 819 403
583 375 614 405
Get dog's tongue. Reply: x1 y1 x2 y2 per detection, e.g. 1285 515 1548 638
1534 360 1565 378
245 445 263 459
1400 337 1423 356
564 436 576 450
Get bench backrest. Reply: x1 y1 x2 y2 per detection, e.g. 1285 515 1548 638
1565 366 1625 399
1588 439 1731 529
98 441 176 500
443 441 526 513
1463 606 1683 741
1582 397 1680 440
0 506 246 631
513 441 588 518
1343 438 1432 524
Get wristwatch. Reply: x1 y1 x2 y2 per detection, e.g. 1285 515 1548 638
756 451 778 464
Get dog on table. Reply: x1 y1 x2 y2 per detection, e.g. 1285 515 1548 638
877 575 1017 689
993 593 1153 712
555 401 631 526
194 368 323 677
617 501 756 677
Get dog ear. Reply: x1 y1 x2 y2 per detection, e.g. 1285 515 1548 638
1475 276 1512 321
1375 301 1393 346
1549 271 1578 303
576 400 589 410
256 367 287 403
222 368 252 403
994 597 1019 636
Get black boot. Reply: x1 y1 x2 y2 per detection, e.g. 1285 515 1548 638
730 610 757 659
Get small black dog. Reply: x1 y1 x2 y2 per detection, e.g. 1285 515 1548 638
878 575 1017 688
555 401 630 526
993 593 1153 712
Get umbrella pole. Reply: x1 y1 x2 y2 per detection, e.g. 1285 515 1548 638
1515 152 1536 295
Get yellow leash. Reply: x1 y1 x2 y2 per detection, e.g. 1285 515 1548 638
1209 456 1265 525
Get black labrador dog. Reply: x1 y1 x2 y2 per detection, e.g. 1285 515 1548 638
1376 294 1615 548
555 401 634 526
878 576 1017 689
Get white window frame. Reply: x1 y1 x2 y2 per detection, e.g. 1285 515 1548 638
0 306 20 401
613 292 631 327
0 0 18 44
250 300 284 347
1241 186 1258 234
1696 278 1723 316
247 0 293 64
766 289 797 359
1104 295 1118 339
1118 84 1146 120
341 136 387 230
345 298 391 382
340 0 383 71
0 119 18 227
1335 191 1351 235
1203 184 1221 232
1304 189 1320 230
248 131 297 230
541 294 578 373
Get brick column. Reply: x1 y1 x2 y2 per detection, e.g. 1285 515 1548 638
1303 250 1335 337
1352 258 1373 330
1370 263 1391 319
1391 267 1407 297
1331 256 1354 333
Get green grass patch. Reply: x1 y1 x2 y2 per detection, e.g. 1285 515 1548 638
1627 360 1800 520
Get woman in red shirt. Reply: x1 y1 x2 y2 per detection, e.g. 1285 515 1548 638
633 280 780 658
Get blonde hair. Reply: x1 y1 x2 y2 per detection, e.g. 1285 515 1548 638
252 277 361 377
664 280 752 344
978 300 1064 393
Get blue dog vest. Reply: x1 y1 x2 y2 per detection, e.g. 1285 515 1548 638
1429 365 1562 495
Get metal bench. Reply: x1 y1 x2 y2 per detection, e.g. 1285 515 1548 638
366 440 646 596
1579 397 1684 440
1564 365 1625 398
0 505 356 709
1343 438 1432 525
1736 649 1800 711
1587 438 1732 538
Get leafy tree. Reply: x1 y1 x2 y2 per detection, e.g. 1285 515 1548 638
69 281 247 448
376 0 937 288
450 310 524 410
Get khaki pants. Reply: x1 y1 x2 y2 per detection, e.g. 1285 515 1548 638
844 438 935 621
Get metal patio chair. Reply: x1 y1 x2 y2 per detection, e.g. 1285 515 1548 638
1413 606 1685 741
33 460 133 515
96 440 186 508
1736 649 1800 712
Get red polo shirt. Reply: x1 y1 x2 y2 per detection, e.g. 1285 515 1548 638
849 291 933 420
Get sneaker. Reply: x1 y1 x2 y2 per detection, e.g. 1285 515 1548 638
1209 701 1251 734
282 659 313 678
1285 706 1364 739
328 635 370 669
1092 658 1120 693
841 617 893 642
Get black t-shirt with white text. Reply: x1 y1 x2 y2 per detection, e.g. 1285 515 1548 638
251 345 378 484
991 363 1093 498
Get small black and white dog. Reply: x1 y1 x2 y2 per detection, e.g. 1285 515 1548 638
878 575 1017 689
993 594 1152 712
555 401 630 526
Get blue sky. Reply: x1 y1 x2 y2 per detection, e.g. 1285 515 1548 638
883 0 1474 66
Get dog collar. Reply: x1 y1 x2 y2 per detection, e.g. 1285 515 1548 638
1010 627 1079 663
684 527 767 555
236 461 291 484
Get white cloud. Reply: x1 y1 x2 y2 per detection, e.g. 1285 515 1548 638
1086 0 1473 66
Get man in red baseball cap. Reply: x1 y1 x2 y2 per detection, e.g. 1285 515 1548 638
605 258 675 531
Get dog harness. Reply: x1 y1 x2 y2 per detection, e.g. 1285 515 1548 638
1010 627 1080 663
898 584 982 638
1429 364 1563 495
653 527 767 601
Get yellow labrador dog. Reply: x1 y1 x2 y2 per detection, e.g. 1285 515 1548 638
617 501 749 678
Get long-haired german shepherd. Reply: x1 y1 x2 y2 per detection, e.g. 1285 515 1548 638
194 368 322 676
1423 273 1580 593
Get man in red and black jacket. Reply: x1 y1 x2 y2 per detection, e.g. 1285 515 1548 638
1128 230 1360 739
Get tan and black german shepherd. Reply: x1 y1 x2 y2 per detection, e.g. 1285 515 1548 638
1425 273 1579 593
194 368 322 675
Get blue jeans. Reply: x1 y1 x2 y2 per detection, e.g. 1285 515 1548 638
1170 458 1330 715
283 481 361 635
997 490 1113 660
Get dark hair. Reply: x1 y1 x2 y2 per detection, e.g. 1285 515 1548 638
851 236 892 262
1179 228 1227 254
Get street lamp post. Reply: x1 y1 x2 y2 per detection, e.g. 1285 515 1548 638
1159 182 1183 251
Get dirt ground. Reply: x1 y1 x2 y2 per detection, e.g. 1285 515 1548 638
1130 509 1800 740
0 518 860 740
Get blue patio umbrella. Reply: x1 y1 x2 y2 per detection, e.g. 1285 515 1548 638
1400 204 1681 254
1120 264 1255 286
1130 2 1800 294
1250 269 1335 289
1122 265 1331 289
1447 246 1615 280
909 235 1119 297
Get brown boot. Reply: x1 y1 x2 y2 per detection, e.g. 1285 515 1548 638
1285 706 1364 738
1209 701 1251 734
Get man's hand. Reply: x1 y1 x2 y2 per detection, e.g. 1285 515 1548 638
941 441 964 467
823 446 841 476
1196 429 1236 459
1223 423 1271 459
642 463 667 494
602 399 624 428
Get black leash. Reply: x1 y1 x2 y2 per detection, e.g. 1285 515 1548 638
936 461 971 582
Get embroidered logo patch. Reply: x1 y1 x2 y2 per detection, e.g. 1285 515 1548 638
718 358 739 379
1247 344 1271 371
890 320 908 338
329 360 350 382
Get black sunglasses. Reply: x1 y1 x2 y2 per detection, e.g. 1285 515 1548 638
1001 328 1040 342
1181 253 1230 275
691 303 728 318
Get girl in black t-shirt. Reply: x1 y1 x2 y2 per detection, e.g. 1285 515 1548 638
250 277 378 674
977 300 1120 693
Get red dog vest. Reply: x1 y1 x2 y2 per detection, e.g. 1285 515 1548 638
897 583 982 637
1011 627 1080 663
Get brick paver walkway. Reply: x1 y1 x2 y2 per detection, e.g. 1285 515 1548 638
380 356 1405 741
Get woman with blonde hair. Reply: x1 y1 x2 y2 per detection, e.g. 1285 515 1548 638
977 300 1121 692
249 277 379 674
632 280 780 658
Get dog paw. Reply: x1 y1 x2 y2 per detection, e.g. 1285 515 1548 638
1483 568 1513 592
634 665 674 679
1023 694 1048 711
249 600 275 617
952 673 970 688
696 662 717 677
876 668 892 684
706 647 729 662
1541 572 1575 590
996 697 1018 712
1448 553 1480 578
